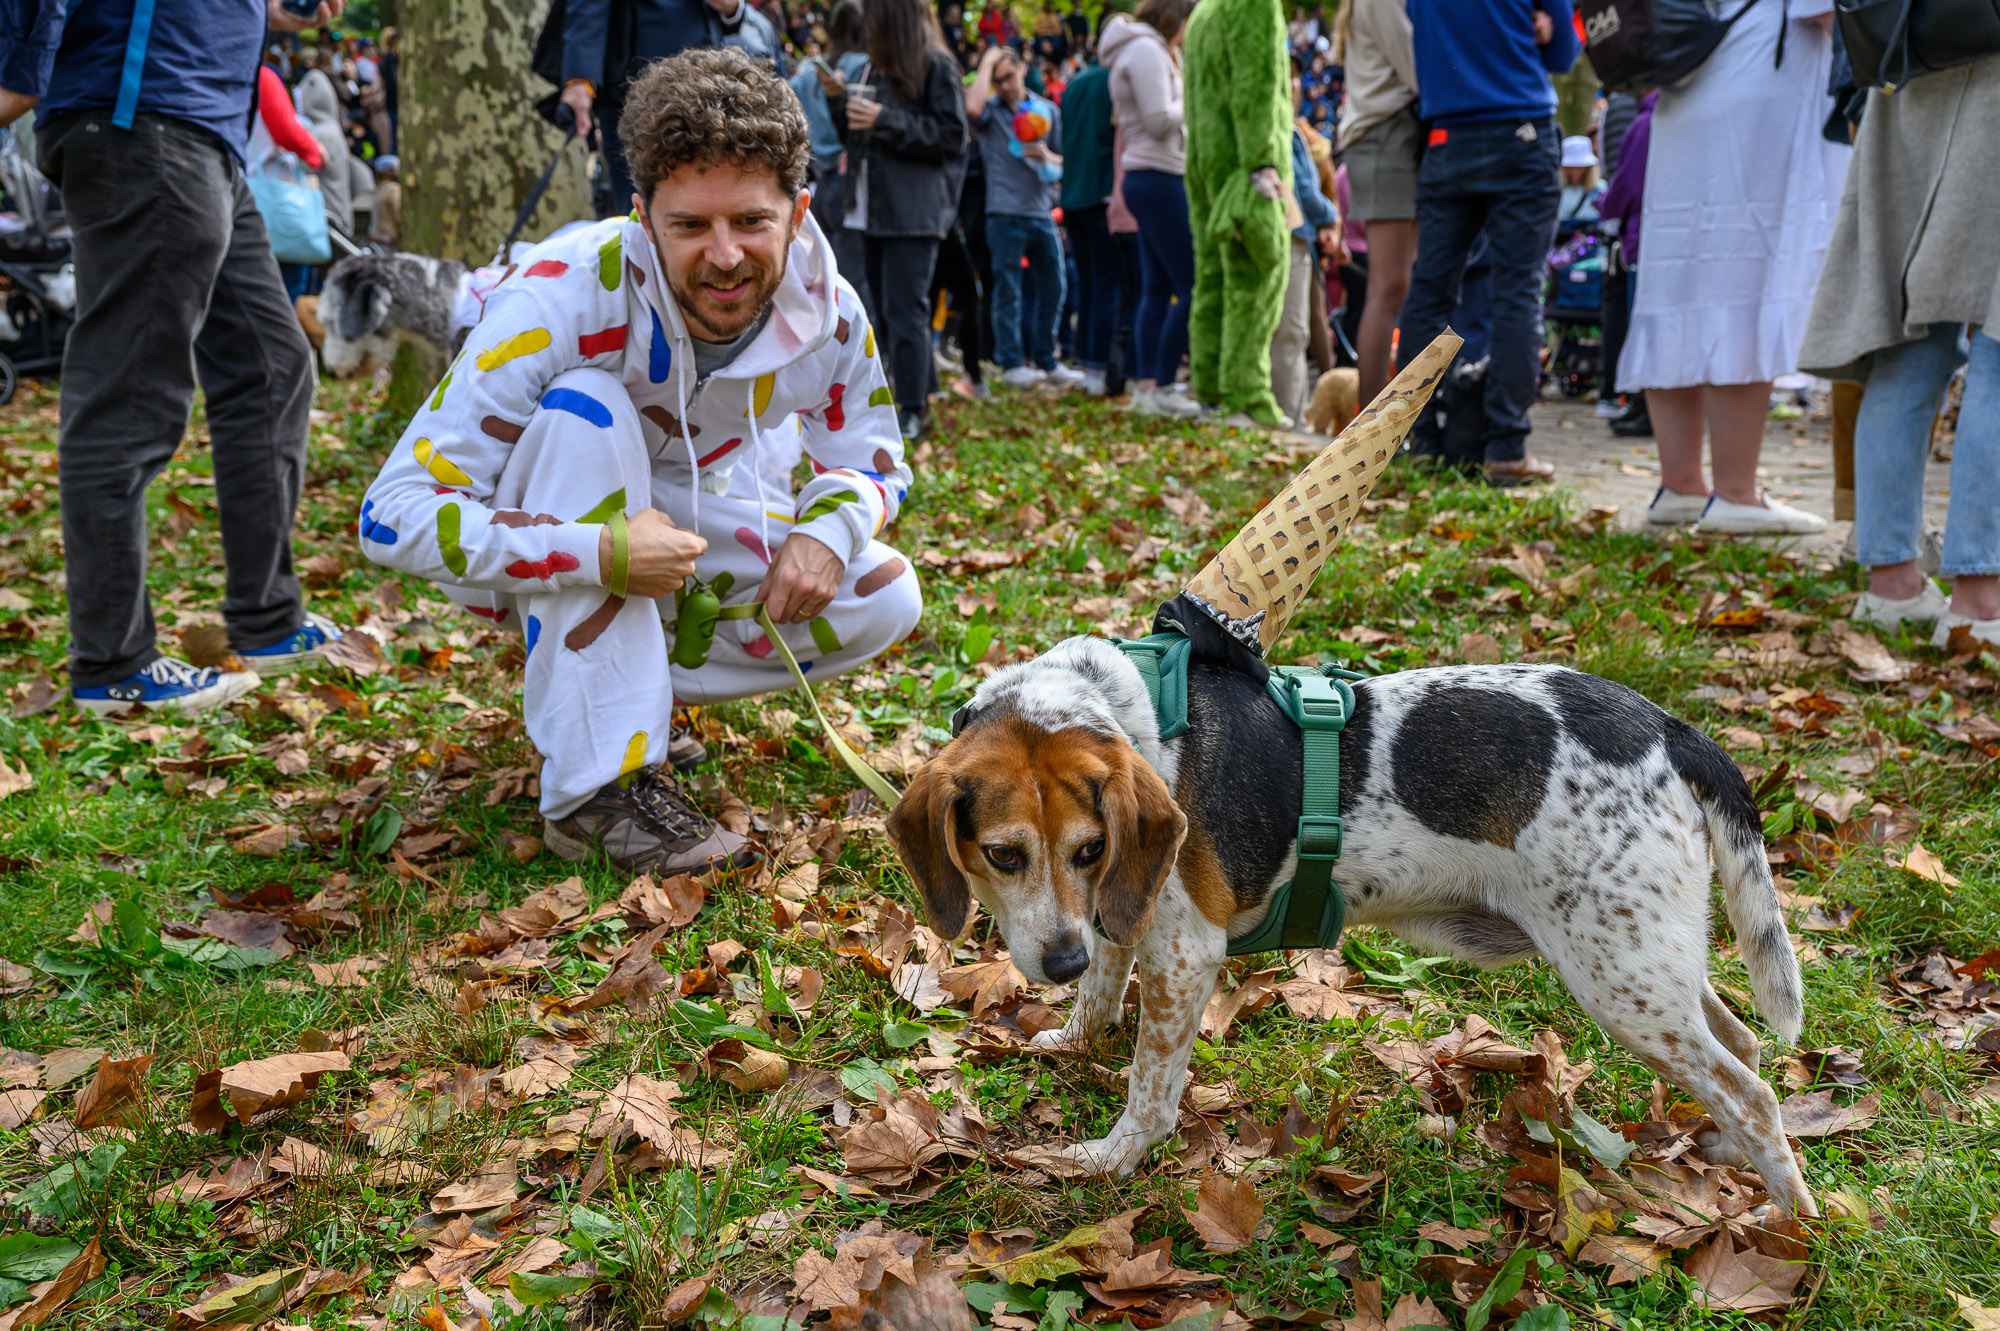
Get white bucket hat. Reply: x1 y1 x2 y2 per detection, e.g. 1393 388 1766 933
1561 135 1599 169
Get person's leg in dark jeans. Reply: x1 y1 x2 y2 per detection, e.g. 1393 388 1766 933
597 106 636 220
1105 232 1140 397
1059 236 1080 363
1397 130 1496 463
1065 205 1117 375
42 114 313 696
1121 170 1196 397
1024 215 1067 372
1600 246 1631 406
1470 121 1560 468
865 234 944 432
932 228 986 394
986 213 1031 372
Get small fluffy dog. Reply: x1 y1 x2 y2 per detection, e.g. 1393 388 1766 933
1305 367 1361 436
885 637 1814 1214
316 251 468 377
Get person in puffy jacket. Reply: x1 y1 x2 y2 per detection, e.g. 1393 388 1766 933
1099 0 1198 417
358 49 920 879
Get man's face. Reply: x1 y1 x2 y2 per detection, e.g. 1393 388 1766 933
994 55 1025 103
637 161 809 343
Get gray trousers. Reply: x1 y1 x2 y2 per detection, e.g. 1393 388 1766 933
40 112 315 687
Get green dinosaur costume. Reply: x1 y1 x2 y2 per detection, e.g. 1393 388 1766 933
1183 0 1294 424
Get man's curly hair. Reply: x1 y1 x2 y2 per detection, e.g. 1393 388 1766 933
619 48 812 202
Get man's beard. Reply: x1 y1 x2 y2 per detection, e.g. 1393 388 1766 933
667 243 788 343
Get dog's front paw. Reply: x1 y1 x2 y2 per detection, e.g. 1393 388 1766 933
1060 1133 1149 1177
1031 1024 1093 1053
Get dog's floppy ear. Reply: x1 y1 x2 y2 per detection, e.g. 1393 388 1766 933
885 759 973 940
1095 744 1187 946
337 271 394 342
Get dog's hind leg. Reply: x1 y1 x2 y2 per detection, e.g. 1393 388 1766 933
1702 982 1762 1074
1032 941 1135 1051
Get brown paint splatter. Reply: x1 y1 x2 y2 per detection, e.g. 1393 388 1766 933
872 448 895 475
482 416 526 443
626 259 645 287
490 509 564 529
564 594 626 651
641 405 698 437
854 556 906 597
834 317 851 344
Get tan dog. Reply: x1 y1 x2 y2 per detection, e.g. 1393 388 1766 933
1305 366 1360 436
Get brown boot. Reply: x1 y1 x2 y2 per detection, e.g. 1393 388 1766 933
1483 454 1556 487
545 768 759 877
666 723 707 771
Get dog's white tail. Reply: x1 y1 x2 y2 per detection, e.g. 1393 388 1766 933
1667 720 1804 1043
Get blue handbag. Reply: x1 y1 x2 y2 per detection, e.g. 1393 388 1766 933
249 154 332 266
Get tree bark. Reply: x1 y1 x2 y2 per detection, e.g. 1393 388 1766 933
400 0 590 267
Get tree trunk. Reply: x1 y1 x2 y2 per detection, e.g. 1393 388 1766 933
400 0 591 268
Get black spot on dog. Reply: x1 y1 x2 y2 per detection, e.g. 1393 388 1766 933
1547 670 1666 766
1179 664 1304 908
1391 684 1553 849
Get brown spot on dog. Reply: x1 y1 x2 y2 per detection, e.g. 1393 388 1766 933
482 416 526 443
854 556 906 597
1174 820 1239 931
563 593 625 651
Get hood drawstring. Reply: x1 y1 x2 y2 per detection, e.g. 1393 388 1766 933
674 331 699 538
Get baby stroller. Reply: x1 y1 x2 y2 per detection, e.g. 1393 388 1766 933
1541 219 1607 398
0 130 75 406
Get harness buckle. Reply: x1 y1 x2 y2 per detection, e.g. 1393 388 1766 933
1297 813 1344 859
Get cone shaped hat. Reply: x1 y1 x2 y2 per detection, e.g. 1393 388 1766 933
1182 329 1463 654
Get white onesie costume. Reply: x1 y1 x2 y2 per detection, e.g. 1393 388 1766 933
358 214 921 819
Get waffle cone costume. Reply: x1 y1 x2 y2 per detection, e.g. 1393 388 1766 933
1182 329 1463 653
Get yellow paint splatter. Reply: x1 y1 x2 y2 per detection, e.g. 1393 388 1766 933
413 437 472 487
476 327 552 371
620 731 649 777
752 372 776 417
863 325 875 358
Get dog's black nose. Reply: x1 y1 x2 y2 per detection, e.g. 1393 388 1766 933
1041 934 1090 983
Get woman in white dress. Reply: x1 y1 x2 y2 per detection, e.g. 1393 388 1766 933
1617 0 1850 534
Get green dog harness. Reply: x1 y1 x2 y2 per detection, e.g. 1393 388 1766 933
1115 634 1356 956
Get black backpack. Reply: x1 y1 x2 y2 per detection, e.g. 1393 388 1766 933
1577 0 1769 91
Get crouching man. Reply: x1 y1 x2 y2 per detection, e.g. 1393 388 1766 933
358 49 921 876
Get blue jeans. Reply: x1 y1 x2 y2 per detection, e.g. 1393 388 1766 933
1064 204 1119 370
1396 116 1560 463
987 212 1065 371
1122 169 1195 384
1855 323 2000 577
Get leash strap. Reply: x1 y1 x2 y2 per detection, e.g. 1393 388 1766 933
1113 633 1193 740
754 605 903 808
113 0 157 130
494 126 577 265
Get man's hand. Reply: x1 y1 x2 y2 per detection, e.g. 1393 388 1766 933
0 89 37 130
845 95 882 130
816 63 846 98
757 533 844 624
1532 8 1554 45
1250 165 1285 201
561 81 595 141
601 508 708 598
268 0 345 34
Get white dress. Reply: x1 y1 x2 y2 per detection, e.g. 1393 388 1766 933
1618 0 1851 392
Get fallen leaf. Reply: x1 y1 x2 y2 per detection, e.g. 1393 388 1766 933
0 1088 46 1130
705 1039 790 1093
792 1231 923 1312
1832 624 1908 684
1385 1293 1450 1330
619 872 705 928
38 1048 107 1091
1459 632 1503 665
587 1074 684 1145
500 1060 572 1099
1579 1233 1669 1285
1779 1089 1881 1137
1902 843 1961 888
71 1053 153 1130
1187 1170 1264 1254
172 1265 311 1328
658 1274 714 1323
1416 1220 1489 1251
218 1051 350 1123
0 751 33 800
0 1236 104 1330
1684 1233 1805 1312
308 956 386 988
431 1164 518 1214
1957 1294 2000 1330
938 958 1023 1017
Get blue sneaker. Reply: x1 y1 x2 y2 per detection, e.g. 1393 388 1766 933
237 612 346 675
73 658 261 717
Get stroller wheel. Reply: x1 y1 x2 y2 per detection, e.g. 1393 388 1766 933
0 355 16 408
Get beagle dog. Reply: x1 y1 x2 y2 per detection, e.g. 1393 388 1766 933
885 636 1815 1215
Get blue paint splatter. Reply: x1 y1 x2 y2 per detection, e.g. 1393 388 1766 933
799 659 813 673
649 309 671 383
526 614 542 658
359 498 399 546
541 387 614 427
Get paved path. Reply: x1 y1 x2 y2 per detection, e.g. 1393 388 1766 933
1524 393 1954 563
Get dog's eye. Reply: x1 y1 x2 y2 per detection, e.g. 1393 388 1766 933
983 844 1025 872
1074 838 1105 866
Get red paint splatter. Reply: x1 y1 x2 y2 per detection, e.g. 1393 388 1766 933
466 604 512 623
743 634 774 658
506 551 582 580
525 259 569 278
734 527 771 564
697 438 743 467
825 382 846 431
578 324 629 357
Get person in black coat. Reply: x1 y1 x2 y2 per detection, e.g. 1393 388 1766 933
832 0 969 440
560 0 788 217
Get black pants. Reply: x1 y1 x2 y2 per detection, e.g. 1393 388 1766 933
932 225 986 386
863 235 943 422
1105 232 1140 396
1064 205 1119 370
1601 247 1632 399
40 113 314 688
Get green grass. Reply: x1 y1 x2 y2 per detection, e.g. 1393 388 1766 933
1 377 1997 1330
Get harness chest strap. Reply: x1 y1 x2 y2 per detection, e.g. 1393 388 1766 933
1114 636 1354 956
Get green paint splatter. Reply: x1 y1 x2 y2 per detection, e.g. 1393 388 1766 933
809 617 842 656
598 233 622 291
576 488 628 524
429 357 458 411
868 385 894 407
801 492 857 522
437 503 466 577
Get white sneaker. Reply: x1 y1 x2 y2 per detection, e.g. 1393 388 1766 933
1695 494 1829 535
1153 391 1206 419
1124 386 1165 414
1080 368 1107 396
1646 486 1710 526
1044 363 1089 388
1932 612 2000 652
1595 397 1622 419
1000 366 1046 390
1220 410 1293 431
1853 581 1950 632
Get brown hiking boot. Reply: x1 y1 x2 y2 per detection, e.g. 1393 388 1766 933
544 768 760 877
1483 454 1556 487
667 722 707 771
